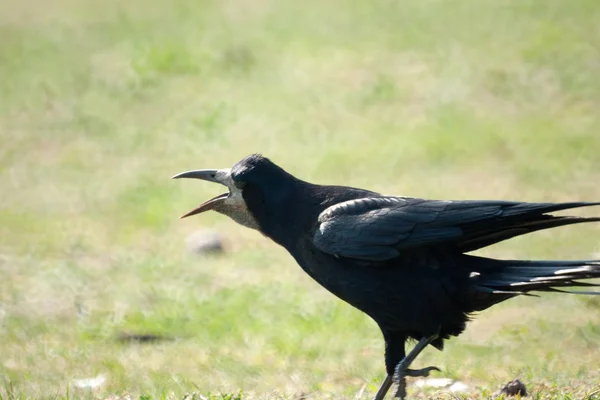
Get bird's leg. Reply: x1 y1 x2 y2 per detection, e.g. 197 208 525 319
389 366 440 399
372 374 393 400
371 349 441 400
393 335 439 399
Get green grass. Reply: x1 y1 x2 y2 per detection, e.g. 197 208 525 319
1 0 600 398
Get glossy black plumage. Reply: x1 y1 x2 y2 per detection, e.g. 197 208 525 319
175 154 600 399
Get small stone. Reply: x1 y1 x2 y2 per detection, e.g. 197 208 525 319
186 230 225 255
414 378 454 388
449 381 469 393
493 379 528 398
73 374 106 389
413 377 469 394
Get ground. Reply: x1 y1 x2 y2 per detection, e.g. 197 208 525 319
1 0 600 399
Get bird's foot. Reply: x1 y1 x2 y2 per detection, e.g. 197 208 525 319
393 365 441 398
404 366 441 377
394 375 407 399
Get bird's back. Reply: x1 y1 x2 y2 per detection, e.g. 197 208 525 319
278 186 600 348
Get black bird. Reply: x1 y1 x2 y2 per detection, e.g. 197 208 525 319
173 154 600 399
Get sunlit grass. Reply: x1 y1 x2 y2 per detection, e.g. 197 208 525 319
1 0 600 398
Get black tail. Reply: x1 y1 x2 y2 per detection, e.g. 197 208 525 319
458 202 600 252
473 258 600 298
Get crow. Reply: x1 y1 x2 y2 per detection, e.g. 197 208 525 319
173 154 600 399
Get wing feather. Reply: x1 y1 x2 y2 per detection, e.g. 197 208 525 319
313 197 600 261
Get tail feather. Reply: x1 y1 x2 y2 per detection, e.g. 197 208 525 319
501 201 600 217
459 200 600 252
460 216 600 252
545 288 600 295
473 258 600 295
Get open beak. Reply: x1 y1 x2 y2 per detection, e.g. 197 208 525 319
172 169 230 218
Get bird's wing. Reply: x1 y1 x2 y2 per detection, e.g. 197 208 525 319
313 197 600 261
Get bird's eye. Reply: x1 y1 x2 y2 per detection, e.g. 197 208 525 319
234 180 247 189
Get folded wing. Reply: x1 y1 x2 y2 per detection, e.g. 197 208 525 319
312 197 600 261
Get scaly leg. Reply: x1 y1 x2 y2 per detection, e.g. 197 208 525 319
373 375 393 400
393 335 439 399
372 365 440 399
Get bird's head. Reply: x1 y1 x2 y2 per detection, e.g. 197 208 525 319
172 154 292 230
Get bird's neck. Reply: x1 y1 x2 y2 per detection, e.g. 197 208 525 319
256 181 378 249
251 180 319 245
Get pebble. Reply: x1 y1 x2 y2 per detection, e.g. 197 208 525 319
186 229 225 255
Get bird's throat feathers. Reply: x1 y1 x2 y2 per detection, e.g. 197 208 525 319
242 178 312 243
246 180 378 248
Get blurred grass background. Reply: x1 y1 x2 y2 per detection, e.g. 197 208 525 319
1 0 600 398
